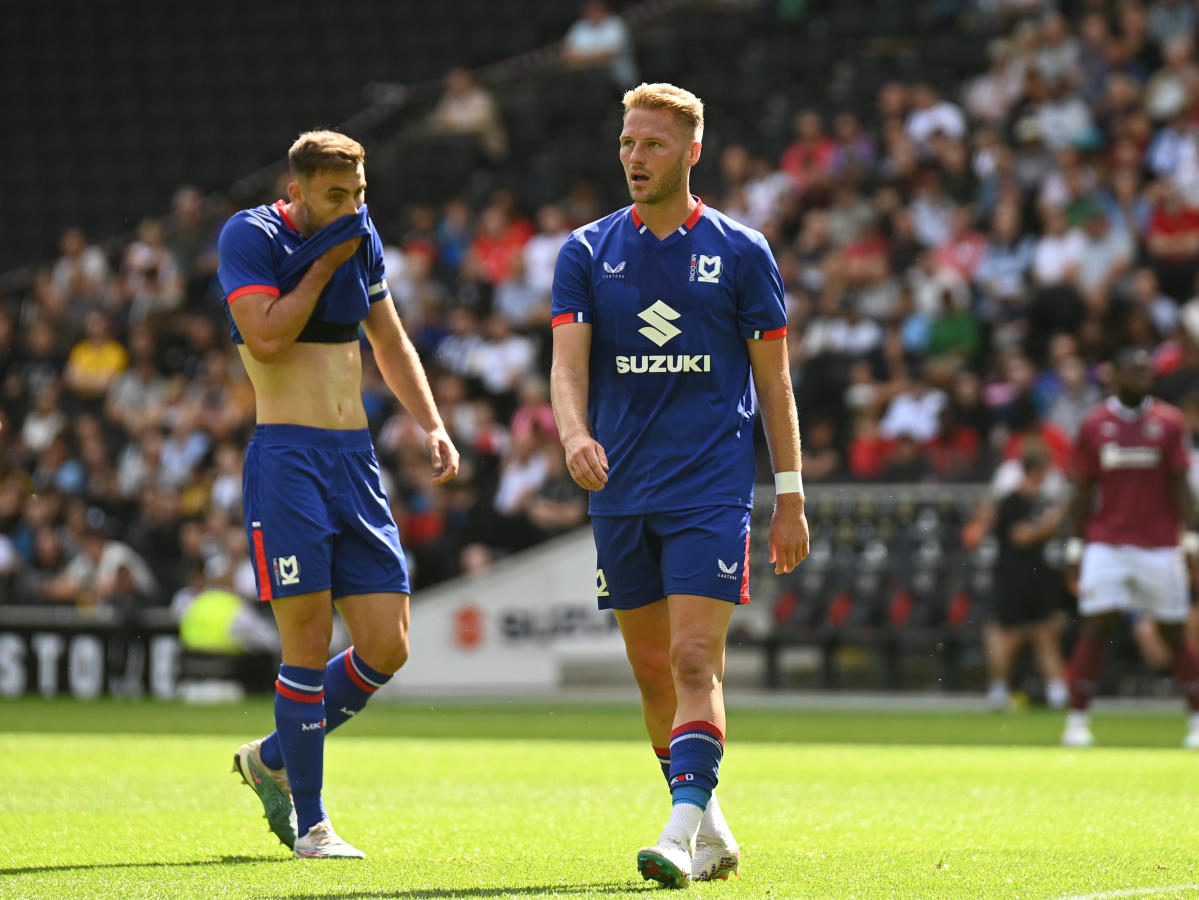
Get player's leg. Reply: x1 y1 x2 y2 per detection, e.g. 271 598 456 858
651 593 737 878
652 507 748 883
1063 611 1119 745
233 432 334 851
615 600 736 881
1030 617 1068 709
1064 544 1129 746
320 437 413 733
328 591 410 729
1135 547 1199 746
615 600 676 767
268 591 338 848
983 623 1023 711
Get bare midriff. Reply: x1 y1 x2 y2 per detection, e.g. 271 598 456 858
238 341 366 429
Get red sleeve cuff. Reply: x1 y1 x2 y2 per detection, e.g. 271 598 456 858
755 325 787 339
552 312 586 327
227 284 281 305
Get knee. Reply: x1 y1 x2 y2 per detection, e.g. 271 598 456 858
1084 614 1119 642
283 628 335 670
356 632 409 675
1159 623 1185 648
670 640 720 694
631 656 675 706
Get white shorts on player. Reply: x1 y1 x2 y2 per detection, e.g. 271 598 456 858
1078 543 1189 623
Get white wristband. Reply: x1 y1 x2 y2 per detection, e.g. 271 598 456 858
1183 532 1199 555
1064 537 1083 564
775 471 804 495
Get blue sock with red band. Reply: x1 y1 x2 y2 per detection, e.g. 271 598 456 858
273 664 326 837
654 744 671 783
669 720 724 810
323 647 392 731
260 648 392 769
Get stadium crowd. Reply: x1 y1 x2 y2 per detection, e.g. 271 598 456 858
5 0 1199 618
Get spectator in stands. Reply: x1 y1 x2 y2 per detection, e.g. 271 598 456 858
984 445 1069 711
63 311 128 409
167 185 221 306
1046 353 1102 439
105 346 168 435
121 218 185 322
522 204 570 303
44 520 157 609
779 110 837 196
878 360 948 444
905 84 966 151
561 0 638 89
51 227 109 308
428 67 508 164
525 447 587 541
1076 203 1134 318
1145 179 1199 301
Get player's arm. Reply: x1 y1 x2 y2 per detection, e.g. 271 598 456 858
748 334 809 575
551 322 608 492
362 296 459 485
1171 471 1193 533
224 226 362 363
1063 472 1095 594
1009 502 1067 547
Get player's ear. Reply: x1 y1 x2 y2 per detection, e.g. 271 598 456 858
286 179 303 203
689 140 702 167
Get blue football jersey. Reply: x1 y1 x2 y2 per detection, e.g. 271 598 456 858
551 200 787 515
217 200 389 344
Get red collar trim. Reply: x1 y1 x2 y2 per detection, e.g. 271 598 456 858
274 199 299 233
629 197 705 232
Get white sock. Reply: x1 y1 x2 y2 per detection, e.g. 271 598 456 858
660 802 704 851
1046 678 1068 709
1188 712 1199 734
1067 710 1090 730
699 793 735 845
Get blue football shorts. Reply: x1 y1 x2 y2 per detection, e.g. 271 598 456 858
591 506 752 610
242 424 410 602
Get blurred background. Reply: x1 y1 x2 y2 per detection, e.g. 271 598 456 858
2 0 1198 706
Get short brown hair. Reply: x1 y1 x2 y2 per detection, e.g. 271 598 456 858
288 130 365 180
622 82 704 142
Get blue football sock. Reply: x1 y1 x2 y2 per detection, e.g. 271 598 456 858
669 720 724 810
273 664 326 837
259 648 392 770
324 647 392 731
653 744 671 783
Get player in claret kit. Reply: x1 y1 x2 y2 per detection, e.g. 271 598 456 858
217 130 458 858
550 83 809 888
1061 348 1199 748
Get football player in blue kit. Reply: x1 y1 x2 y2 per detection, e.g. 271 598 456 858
218 131 459 859
550 83 810 887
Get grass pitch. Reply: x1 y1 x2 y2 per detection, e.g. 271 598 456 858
2 697 1199 899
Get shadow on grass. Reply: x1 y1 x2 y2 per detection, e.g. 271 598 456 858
0 854 287 876
282 886 645 899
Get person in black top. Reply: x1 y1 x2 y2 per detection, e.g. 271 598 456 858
985 446 1069 710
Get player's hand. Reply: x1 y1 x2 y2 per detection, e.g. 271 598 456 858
316 236 363 272
426 425 460 485
1065 562 1080 597
770 494 810 575
563 432 608 492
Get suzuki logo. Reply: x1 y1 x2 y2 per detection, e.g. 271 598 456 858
637 301 682 347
